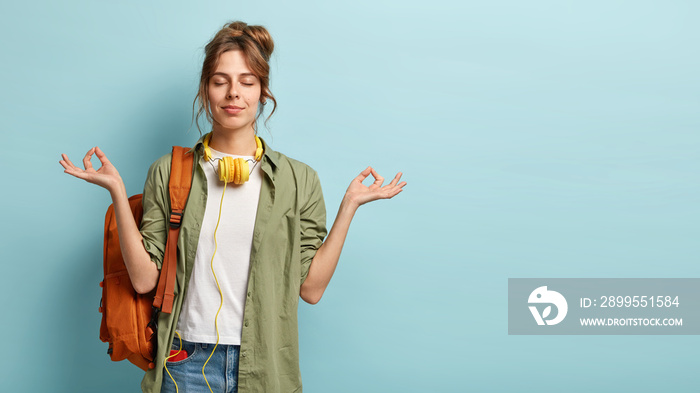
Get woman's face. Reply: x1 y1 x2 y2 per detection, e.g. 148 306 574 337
208 50 262 134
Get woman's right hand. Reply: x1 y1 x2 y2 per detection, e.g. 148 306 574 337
61 146 158 293
59 146 123 193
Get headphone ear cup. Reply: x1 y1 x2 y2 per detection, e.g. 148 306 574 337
234 158 241 184
254 136 263 161
218 156 232 183
240 159 250 183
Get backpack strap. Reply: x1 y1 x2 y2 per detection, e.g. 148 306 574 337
153 146 194 314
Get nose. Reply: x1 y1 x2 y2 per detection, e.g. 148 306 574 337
227 84 239 99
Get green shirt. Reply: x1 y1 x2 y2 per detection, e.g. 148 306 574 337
139 135 327 393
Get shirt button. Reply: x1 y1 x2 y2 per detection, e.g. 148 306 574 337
247 291 251 297
241 352 247 357
244 320 249 327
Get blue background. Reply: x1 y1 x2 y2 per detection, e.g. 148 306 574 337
1 0 698 392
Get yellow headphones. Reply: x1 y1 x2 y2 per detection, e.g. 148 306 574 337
202 132 264 184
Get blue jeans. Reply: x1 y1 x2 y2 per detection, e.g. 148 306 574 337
161 336 240 393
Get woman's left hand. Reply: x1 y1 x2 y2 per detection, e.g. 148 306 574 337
344 166 406 208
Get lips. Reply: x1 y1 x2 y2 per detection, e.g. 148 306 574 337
222 105 243 114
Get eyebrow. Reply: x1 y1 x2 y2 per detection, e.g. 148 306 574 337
212 72 257 78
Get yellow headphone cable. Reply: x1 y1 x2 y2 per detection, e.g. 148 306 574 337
164 133 262 392
163 179 227 393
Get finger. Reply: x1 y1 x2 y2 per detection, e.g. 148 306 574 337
387 172 403 187
352 166 372 183
61 159 88 179
383 186 404 199
82 148 96 170
369 167 384 187
376 179 406 198
61 153 80 171
60 153 95 181
94 146 112 166
59 156 70 170
60 163 89 180
65 169 90 181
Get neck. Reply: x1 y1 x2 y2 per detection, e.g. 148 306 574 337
209 124 258 156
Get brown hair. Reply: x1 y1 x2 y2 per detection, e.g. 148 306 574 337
192 21 277 135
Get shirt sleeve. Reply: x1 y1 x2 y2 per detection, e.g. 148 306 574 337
299 169 328 285
139 154 171 270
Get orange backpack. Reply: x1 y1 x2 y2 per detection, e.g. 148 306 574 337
99 146 194 371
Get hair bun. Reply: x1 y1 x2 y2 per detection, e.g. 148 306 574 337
223 21 274 62
242 25 274 61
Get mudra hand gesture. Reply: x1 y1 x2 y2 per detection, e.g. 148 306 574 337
344 166 406 208
59 146 123 193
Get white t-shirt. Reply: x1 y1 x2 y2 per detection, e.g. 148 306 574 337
175 146 263 345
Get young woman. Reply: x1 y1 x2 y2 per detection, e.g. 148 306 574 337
60 21 405 393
